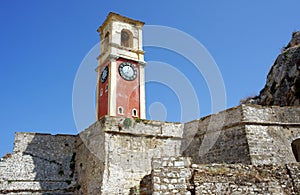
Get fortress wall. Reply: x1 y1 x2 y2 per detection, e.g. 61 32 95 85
0 132 77 194
35 105 298 195
246 125 300 164
75 121 106 195
196 106 243 134
193 163 300 194
146 157 300 195
75 116 184 194
101 116 183 137
181 106 243 142
151 157 192 195
242 104 300 124
242 105 300 164
101 133 182 194
183 125 251 164
182 105 300 165
1 106 299 194
182 106 252 164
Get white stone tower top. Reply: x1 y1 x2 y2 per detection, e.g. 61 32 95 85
97 12 145 66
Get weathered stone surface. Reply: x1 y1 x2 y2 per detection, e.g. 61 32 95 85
182 104 300 165
77 116 183 194
75 122 105 195
193 163 300 194
1 105 300 194
144 159 300 195
285 31 300 49
0 133 77 194
245 31 300 106
151 157 192 195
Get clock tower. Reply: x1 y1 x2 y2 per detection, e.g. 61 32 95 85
96 12 146 120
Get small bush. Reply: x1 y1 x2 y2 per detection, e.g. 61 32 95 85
123 118 132 128
135 117 142 123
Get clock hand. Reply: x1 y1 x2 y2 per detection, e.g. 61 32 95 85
125 66 129 74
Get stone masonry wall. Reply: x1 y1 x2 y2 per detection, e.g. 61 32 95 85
75 116 183 195
141 157 300 195
1 105 300 194
182 106 252 164
245 125 299 165
182 104 300 165
0 132 77 194
243 105 300 164
151 157 192 195
75 121 106 195
193 163 300 194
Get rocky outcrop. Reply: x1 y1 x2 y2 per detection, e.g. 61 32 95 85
285 31 300 49
246 31 300 106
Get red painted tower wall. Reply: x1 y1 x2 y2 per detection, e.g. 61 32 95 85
98 62 109 119
116 58 140 118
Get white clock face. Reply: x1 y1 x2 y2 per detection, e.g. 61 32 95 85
118 62 137 81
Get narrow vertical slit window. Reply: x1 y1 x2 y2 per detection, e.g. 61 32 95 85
132 109 138 117
118 106 124 115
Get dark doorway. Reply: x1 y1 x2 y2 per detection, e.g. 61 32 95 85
292 139 300 162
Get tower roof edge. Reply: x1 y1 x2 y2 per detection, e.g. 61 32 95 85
97 12 145 33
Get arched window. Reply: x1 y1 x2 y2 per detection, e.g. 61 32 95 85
118 106 124 115
132 109 138 117
105 32 110 39
121 29 133 48
292 138 300 162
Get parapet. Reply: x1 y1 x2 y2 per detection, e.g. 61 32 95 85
84 116 184 138
182 104 300 165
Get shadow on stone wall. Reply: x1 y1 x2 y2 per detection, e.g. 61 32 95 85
74 121 106 194
22 133 78 194
292 138 300 162
1 122 107 194
129 174 152 195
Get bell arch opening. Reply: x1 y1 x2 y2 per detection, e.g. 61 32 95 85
121 29 133 48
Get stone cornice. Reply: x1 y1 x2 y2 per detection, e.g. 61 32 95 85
97 12 145 35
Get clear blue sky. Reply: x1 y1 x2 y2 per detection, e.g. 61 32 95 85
0 0 299 156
